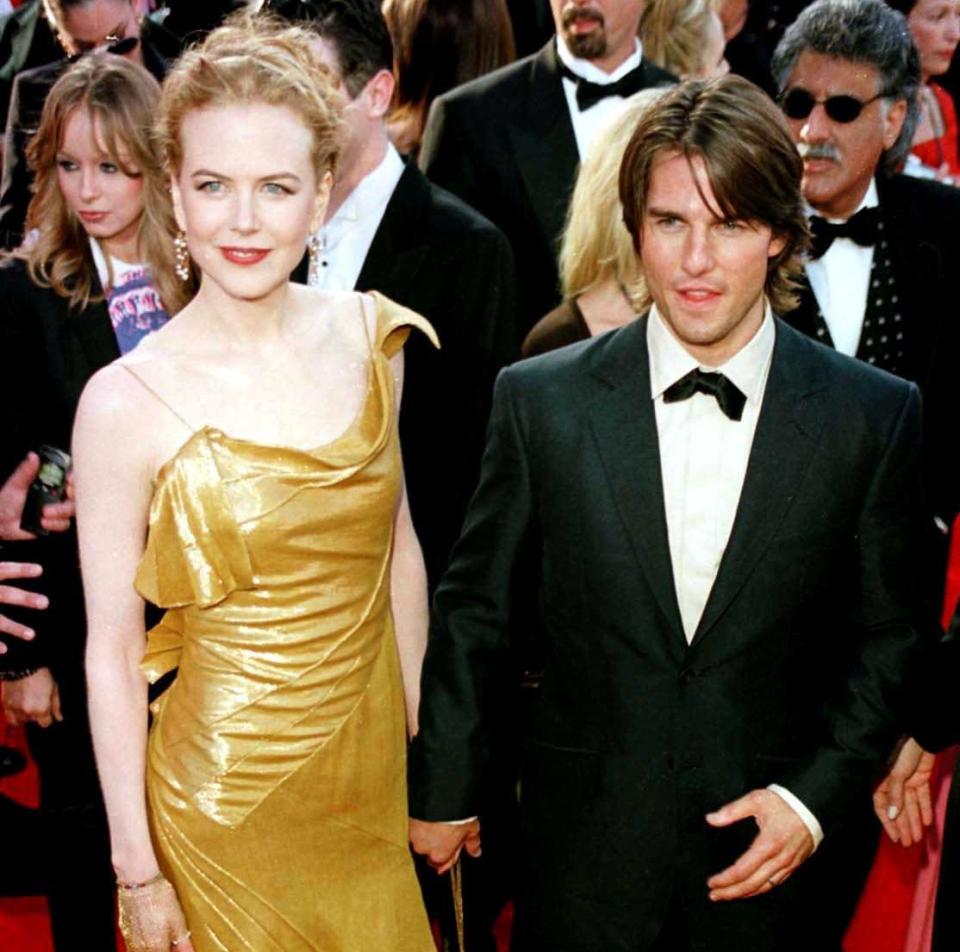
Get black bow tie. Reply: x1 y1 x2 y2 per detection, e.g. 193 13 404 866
808 206 880 260
663 368 747 421
559 61 650 111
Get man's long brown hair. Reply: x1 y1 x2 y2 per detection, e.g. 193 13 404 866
619 75 810 315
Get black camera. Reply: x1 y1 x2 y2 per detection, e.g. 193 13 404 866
19 445 72 536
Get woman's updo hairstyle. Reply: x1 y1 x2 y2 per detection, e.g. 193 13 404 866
157 13 343 183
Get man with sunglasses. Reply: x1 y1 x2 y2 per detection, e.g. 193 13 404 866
0 0 180 249
771 0 960 941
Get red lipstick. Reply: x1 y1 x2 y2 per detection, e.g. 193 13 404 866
220 247 270 265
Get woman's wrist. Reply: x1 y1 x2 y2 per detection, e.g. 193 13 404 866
112 850 162 886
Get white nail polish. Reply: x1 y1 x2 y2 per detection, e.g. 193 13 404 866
887 805 899 820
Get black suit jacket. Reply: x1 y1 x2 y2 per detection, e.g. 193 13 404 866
418 40 674 331
294 162 518 589
0 257 118 678
0 20 175 249
786 173 960 522
410 317 931 950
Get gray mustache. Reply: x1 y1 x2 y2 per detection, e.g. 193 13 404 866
798 142 840 161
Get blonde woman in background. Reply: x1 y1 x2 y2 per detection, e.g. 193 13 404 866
75 17 435 952
640 0 730 79
522 89 664 357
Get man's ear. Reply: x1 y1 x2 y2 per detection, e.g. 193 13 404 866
170 176 186 232
882 98 908 150
364 69 396 120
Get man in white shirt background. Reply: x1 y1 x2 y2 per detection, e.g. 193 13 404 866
409 75 931 952
418 0 674 331
277 0 518 595
773 0 960 582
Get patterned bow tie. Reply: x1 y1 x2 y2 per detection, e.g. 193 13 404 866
559 61 650 111
663 368 747 421
808 206 881 260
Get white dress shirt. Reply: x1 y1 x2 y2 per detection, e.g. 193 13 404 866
803 179 879 356
556 37 643 160
308 143 405 291
648 307 823 847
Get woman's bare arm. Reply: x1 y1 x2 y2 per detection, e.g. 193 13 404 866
74 366 160 882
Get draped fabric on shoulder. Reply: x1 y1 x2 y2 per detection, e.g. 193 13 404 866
135 292 437 952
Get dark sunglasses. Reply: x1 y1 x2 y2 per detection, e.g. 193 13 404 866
781 87 885 123
68 35 139 63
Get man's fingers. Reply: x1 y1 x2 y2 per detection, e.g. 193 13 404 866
0 580 48 611
707 836 778 889
0 561 43 583
51 686 63 723
705 792 761 829
4 453 39 495
0 613 36 641
709 855 786 901
464 830 482 858
917 782 934 828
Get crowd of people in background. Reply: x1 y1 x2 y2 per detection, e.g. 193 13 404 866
0 0 957 951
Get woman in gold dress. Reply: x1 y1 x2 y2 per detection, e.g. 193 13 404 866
73 19 436 952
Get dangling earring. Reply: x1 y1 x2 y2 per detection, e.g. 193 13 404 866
307 232 322 286
174 231 190 282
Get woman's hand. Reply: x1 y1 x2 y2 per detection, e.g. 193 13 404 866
117 876 195 952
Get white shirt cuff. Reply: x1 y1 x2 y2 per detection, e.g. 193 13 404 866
767 784 824 849
446 817 478 825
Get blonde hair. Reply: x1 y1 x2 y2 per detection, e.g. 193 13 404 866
16 53 190 314
640 0 718 78
559 91 665 306
157 14 343 183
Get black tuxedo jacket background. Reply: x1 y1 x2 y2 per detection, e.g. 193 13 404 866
294 162 518 590
410 317 933 951
0 256 118 948
785 172 960 525
418 40 674 332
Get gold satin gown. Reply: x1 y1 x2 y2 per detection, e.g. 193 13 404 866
133 293 437 951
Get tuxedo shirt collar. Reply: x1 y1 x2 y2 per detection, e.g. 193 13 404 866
555 35 643 85
647 303 775 405
325 142 404 228
805 177 878 223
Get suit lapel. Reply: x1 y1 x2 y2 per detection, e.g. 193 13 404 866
587 318 686 655
507 42 580 252
690 322 829 649
355 163 431 295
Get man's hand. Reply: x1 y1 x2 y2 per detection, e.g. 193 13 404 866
873 738 935 846
1 667 62 728
705 789 815 901
0 452 75 540
409 818 481 874
0 560 46 647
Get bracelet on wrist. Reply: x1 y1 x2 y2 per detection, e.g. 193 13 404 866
117 871 166 891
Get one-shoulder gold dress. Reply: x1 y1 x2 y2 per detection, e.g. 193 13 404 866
132 293 437 952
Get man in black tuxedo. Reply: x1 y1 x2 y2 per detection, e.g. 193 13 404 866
419 0 674 332
279 0 518 594
772 0 960 554
409 76 932 952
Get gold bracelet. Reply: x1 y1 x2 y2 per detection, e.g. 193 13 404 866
117 871 166 891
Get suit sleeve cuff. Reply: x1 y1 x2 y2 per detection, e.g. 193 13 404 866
768 784 824 850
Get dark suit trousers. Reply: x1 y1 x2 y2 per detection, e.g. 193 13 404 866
25 667 115 952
